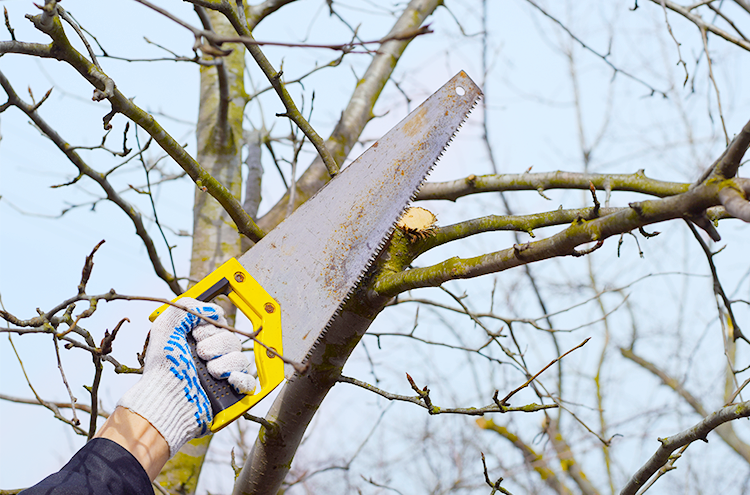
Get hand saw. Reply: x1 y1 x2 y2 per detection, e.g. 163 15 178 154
150 71 481 432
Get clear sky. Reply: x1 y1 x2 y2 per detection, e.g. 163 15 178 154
2 1 750 493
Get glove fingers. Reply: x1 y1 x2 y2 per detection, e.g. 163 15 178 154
207 353 256 394
196 332 242 360
228 371 257 395
206 352 251 379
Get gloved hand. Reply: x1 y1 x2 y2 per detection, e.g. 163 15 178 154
118 298 256 457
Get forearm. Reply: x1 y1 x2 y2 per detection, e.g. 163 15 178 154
94 406 170 480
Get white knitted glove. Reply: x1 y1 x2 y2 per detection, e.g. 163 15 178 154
118 298 256 456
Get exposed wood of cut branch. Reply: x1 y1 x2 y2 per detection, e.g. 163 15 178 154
233 4 445 484
374 178 750 296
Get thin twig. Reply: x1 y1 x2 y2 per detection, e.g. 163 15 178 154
338 375 556 415
685 220 746 343
57 7 101 70
499 338 590 406
524 0 668 97
51 332 80 427
6 334 86 435
133 0 430 51
700 26 729 145
0 70 184 294
0 393 109 417
2 291 306 373
659 0 689 85
134 128 179 283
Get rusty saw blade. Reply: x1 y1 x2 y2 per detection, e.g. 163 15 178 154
240 71 481 377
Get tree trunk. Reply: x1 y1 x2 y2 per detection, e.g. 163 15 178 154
155 9 248 495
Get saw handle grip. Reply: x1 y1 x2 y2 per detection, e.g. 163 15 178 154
149 258 284 432
186 280 246 419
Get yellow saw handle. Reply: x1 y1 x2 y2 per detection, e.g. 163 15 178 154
149 258 284 432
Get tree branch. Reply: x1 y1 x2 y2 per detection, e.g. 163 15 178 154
719 186 750 221
0 69 184 295
417 171 689 202
545 419 600 495
621 347 750 464
422 206 623 252
0 393 109 418
337 375 555 415
11 7 265 242
247 0 297 27
257 0 442 230
185 0 340 177
524 0 668 96
374 178 750 296
477 418 573 495
647 0 750 52
713 118 750 179
620 401 750 495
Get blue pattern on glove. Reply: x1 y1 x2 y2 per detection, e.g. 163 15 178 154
161 306 219 435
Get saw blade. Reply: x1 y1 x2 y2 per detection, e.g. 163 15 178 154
236 71 481 378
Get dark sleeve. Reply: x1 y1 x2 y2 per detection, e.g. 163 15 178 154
20 438 152 495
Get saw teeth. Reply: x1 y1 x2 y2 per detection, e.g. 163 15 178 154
293 83 482 375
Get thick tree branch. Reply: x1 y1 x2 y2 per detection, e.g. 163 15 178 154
719 186 750 221
734 0 750 15
620 401 750 495
375 178 749 296
247 0 297 27
423 206 622 252
417 171 689 202
711 118 750 179
186 0 339 177
0 39 53 57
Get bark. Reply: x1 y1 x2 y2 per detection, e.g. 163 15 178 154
188 11 247 315
233 287 389 495
233 222 430 494
155 10 248 495
373 178 750 296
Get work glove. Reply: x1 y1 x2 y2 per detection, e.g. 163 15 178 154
118 298 256 457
